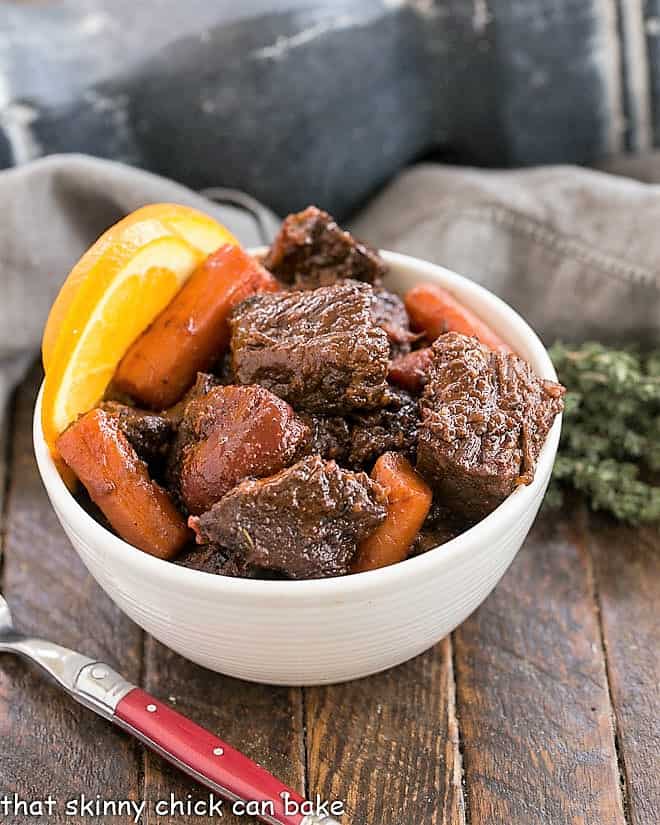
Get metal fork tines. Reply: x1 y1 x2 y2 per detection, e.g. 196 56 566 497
0 593 95 696
0 591 91 678
0 593 133 718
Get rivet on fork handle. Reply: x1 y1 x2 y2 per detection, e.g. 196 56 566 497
73 662 135 719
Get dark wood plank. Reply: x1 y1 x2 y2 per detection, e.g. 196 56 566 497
305 637 465 824
3 363 655 825
453 508 626 825
141 637 305 825
588 515 660 825
0 366 144 821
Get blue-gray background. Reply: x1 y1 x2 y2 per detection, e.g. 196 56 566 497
2 0 659 217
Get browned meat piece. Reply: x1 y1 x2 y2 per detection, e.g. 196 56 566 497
190 371 219 395
171 385 309 515
176 544 285 579
215 352 235 385
372 288 417 356
176 543 263 578
300 414 351 462
299 391 418 469
263 206 387 289
388 347 434 394
417 333 565 520
230 282 391 413
100 402 174 466
176 543 235 575
409 500 474 556
348 389 419 467
165 373 222 494
410 526 463 556
190 456 388 579
165 372 220 428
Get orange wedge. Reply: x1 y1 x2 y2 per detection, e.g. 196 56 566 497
41 203 237 462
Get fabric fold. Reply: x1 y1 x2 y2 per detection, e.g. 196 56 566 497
351 163 660 345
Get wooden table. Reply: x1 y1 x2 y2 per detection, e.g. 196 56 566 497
1 368 658 824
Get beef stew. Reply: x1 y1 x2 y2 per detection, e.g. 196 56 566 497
57 206 565 579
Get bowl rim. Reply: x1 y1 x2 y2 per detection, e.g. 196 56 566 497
34 249 561 603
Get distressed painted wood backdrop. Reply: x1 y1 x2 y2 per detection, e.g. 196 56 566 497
4 1 660 216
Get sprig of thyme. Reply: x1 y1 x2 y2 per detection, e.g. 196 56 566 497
547 342 660 525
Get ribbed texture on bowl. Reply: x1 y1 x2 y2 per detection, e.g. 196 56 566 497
57 495 540 684
35 251 560 685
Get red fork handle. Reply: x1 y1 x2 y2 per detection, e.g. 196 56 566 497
114 688 306 825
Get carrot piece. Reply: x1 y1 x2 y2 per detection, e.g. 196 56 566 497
57 409 190 559
353 452 432 573
404 283 511 352
114 244 278 409
388 347 434 394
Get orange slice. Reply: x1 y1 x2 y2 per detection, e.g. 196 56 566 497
42 204 236 369
41 203 237 461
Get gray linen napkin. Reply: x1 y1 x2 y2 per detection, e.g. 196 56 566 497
350 163 660 347
0 153 279 420
2 152 659 426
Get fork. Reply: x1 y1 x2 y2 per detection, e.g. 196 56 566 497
0 594 339 825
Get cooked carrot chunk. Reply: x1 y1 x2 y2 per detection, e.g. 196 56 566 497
114 244 278 409
353 452 432 572
57 409 190 559
404 283 511 352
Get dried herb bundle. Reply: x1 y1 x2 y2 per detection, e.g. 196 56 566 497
547 342 660 525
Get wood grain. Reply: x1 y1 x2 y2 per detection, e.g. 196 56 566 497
305 637 465 824
0 367 144 820
141 637 305 824
1 366 658 825
453 508 626 825
588 514 660 825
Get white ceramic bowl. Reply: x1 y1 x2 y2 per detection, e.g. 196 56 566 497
34 251 561 685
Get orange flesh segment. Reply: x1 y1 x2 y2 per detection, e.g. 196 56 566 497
40 203 237 465
42 204 236 369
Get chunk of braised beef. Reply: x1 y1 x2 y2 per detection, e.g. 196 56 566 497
410 527 460 556
189 456 388 579
165 372 220 428
372 288 417 356
417 333 565 520
230 282 391 413
409 500 474 556
348 389 419 467
100 402 174 467
215 352 235 385
176 543 237 575
300 414 351 462
263 205 387 289
102 384 139 406
165 373 222 492
171 385 309 515
176 543 272 578
388 347 433 394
